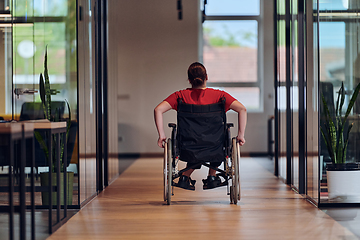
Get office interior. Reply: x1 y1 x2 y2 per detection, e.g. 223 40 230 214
1 0 360 239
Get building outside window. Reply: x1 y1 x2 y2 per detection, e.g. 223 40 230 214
202 0 261 111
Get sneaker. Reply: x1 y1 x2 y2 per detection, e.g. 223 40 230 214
203 175 221 189
175 175 195 191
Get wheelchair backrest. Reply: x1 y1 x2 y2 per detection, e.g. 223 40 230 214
176 98 227 163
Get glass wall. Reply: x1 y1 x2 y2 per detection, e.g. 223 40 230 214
0 0 117 222
0 0 79 208
306 0 320 204
318 0 360 204
276 0 287 182
276 0 360 206
291 0 300 190
276 0 316 196
77 0 97 204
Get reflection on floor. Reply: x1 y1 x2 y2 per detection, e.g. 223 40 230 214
323 208 360 237
0 210 78 240
48 157 358 240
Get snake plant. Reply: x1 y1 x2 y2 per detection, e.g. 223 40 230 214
321 82 360 164
34 46 71 172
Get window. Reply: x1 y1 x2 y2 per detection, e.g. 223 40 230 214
202 0 261 111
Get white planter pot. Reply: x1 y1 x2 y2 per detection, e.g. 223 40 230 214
327 169 360 202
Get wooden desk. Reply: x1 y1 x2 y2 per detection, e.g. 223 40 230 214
28 120 68 234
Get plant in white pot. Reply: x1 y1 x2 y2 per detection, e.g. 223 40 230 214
321 81 360 202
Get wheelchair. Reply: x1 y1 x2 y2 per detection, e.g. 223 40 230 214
163 98 241 205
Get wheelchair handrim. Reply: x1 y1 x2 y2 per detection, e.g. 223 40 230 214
163 141 168 202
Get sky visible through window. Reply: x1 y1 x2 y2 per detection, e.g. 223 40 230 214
204 0 258 48
205 0 259 16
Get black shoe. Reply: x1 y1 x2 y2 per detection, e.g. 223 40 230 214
203 175 221 190
175 175 195 191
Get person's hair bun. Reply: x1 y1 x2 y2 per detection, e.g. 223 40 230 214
188 62 207 88
194 77 204 83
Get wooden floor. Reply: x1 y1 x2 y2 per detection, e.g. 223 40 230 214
48 157 357 240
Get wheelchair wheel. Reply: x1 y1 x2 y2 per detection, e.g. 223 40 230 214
231 138 241 204
166 139 173 205
163 140 168 202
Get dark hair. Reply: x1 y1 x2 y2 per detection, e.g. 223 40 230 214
187 62 207 88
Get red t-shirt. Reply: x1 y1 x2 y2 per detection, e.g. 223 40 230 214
164 88 236 112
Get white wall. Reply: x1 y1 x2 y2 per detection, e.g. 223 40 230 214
109 0 201 153
109 0 274 154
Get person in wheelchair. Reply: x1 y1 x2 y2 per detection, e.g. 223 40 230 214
154 62 247 191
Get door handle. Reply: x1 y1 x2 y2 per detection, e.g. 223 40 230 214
14 88 38 98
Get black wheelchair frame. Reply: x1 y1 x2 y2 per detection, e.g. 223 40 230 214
163 99 241 205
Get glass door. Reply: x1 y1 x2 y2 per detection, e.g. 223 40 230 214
0 1 15 121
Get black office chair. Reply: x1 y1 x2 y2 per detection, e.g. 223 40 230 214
19 101 65 121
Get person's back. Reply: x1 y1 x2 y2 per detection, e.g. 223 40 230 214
154 62 247 190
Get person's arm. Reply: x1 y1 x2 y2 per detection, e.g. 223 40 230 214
154 101 172 148
229 100 247 146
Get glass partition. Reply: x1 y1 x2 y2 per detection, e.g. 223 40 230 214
318 0 360 204
291 0 300 190
276 0 287 182
305 0 320 205
0 0 79 208
77 0 97 204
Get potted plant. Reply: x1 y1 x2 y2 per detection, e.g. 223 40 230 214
35 47 74 205
321 81 360 202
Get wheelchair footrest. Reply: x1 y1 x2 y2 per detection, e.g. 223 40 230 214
202 176 228 190
172 176 196 191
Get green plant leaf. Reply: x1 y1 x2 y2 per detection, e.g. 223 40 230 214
65 99 71 140
339 82 345 117
335 131 344 164
342 122 354 164
39 73 45 104
321 126 335 162
335 83 341 116
44 46 51 120
39 73 48 119
321 94 337 163
59 100 72 169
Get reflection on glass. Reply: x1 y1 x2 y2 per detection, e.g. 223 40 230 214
291 6 299 190
306 0 319 204
78 0 97 203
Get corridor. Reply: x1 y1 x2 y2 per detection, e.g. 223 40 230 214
48 157 356 239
